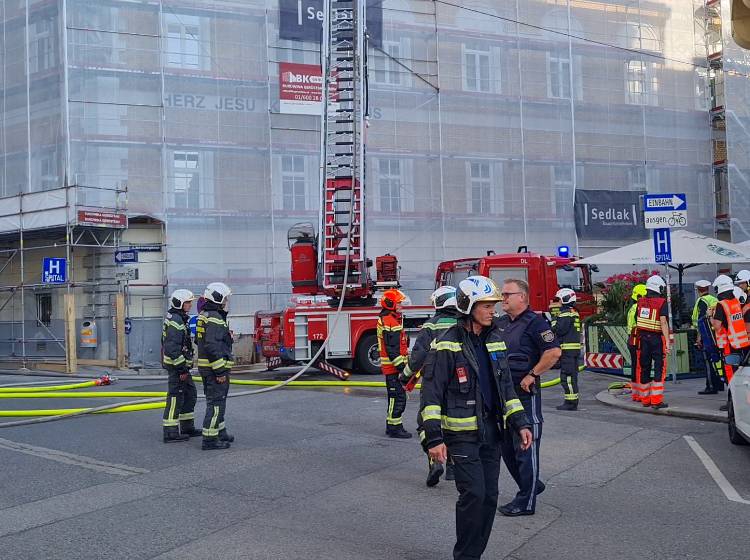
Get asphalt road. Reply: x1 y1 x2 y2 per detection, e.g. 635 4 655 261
0 369 748 560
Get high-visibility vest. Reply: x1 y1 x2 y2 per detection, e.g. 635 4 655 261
377 311 408 375
635 297 666 333
692 294 718 328
715 298 750 350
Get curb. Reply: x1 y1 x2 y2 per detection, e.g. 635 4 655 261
595 389 728 424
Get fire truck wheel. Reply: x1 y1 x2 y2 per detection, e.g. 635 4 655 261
355 333 381 375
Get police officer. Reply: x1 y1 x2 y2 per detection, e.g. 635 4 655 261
420 276 532 560
496 278 561 517
711 275 750 386
161 289 202 442
377 288 411 438
399 285 460 486
197 282 234 451
635 275 671 409
693 280 721 395
552 288 581 411
627 284 647 402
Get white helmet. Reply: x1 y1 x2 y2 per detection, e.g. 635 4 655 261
430 286 457 310
713 274 734 295
555 288 576 305
455 276 502 315
645 275 666 293
735 270 750 284
204 282 232 305
170 289 195 309
734 286 747 304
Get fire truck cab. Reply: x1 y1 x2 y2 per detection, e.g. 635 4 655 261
434 248 596 318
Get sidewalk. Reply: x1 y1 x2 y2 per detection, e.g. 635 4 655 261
595 376 729 423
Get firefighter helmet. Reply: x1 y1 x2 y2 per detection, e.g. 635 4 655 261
170 289 195 310
645 275 666 293
694 280 711 289
455 276 502 315
204 282 232 305
555 288 576 305
430 286 457 310
735 269 750 284
734 286 747 304
381 289 407 311
631 284 648 301
713 274 734 295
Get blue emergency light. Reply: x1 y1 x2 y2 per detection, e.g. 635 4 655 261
557 245 570 258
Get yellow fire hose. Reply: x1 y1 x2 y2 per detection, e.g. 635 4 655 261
0 403 165 417
0 380 101 393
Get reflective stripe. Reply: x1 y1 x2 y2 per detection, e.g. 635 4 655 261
560 343 581 350
718 299 750 349
205 317 228 327
164 320 186 331
218 421 226 430
178 412 195 420
163 397 179 427
202 406 221 437
197 358 227 370
564 393 579 400
432 340 462 352
422 405 442 422
422 322 454 331
441 415 478 432
503 399 524 424
387 397 401 425
391 356 406 367
163 355 187 366
378 324 403 332
485 341 507 352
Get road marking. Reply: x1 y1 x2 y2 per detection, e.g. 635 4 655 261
683 435 750 505
0 436 149 477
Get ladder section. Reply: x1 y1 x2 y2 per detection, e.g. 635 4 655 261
320 0 368 299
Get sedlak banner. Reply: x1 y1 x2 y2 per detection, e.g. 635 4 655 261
574 189 648 240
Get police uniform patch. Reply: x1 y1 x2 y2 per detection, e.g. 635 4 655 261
541 330 555 343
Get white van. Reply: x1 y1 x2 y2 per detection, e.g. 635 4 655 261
728 359 750 445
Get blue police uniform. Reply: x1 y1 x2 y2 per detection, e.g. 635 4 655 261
495 307 559 514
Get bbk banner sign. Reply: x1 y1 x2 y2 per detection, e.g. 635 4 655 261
279 0 382 47
574 190 648 240
279 62 338 115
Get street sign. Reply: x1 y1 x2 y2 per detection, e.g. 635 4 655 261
114 250 138 264
643 193 688 229
115 268 138 281
42 258 67 284
653 228 672 263
124 318 132 335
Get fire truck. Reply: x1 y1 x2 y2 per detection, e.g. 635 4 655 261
253 1 595 376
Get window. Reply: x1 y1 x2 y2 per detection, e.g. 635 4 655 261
467 162 499 214
548 54 571 99
626 22 660 52
695 68 710 111
165 14 204 69
373 39 407 85
629 166 647 190
463 45 491 93
173 151 200 208
36 294 52 327
626 60 658 106
552 165 573 214
281 155 307 211
378 159 403 212
30 18 55 73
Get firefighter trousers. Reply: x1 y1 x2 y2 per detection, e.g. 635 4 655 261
500 392 543 513
637 333 666 405
559 351 580 403
162 368 197 428
201 371 230 438
701 350 723 392
385 374 406 429
449 416 502 560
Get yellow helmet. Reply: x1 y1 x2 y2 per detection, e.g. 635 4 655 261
631 284 647 301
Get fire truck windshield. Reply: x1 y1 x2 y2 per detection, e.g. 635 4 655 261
556 266 584 291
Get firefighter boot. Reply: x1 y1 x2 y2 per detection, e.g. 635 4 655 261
426 458 444 487
179 419 203 438
386 425 413 439
556 400 578 411
219 428 235 443
163 426 189 443
202 437 231 450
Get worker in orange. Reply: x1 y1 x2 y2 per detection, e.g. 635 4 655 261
377 288 412 438
634 275 671 409
710 275 750 388
627 284 647 402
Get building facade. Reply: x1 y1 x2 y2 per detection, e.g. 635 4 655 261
0 0 727 366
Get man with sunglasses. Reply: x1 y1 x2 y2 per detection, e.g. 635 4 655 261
496 278 561 517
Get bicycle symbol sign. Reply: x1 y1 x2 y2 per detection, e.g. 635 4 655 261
644 210 688 230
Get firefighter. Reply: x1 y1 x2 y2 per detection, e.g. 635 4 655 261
734 269 750 295
197 282 235 451
711 275 750 386
635 275 671 409
161 289 201 443
552 288 581 411
627 284 647 402
693 280 721 395
399 285 460 486
377 288 411 438
496 278 561 517
420 276 532 560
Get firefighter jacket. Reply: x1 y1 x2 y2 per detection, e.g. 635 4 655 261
715 298 750 350
692 294 717 328
551 305 581 353
636 296 667 334
196 301 234 375
626 303 638 346
377 309 408 375
419 319 530 450
402 309 460 380
162 308 193 371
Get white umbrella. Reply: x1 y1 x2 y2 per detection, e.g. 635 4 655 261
576 230 750 265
